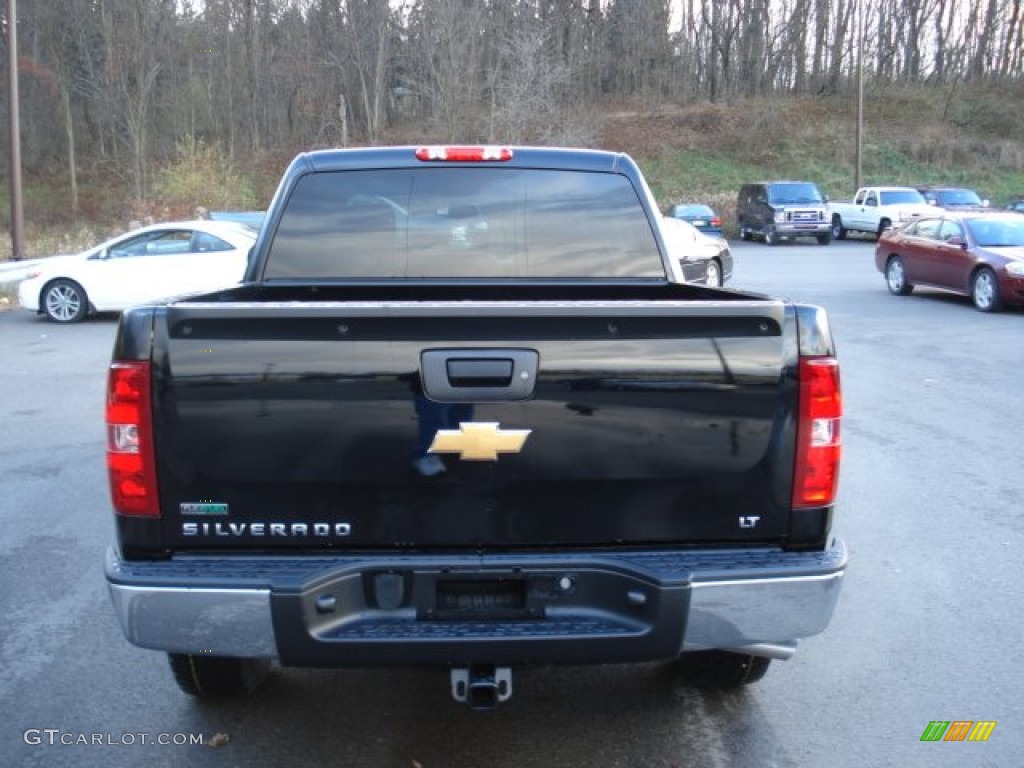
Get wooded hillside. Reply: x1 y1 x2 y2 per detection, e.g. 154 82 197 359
4 0 1024 230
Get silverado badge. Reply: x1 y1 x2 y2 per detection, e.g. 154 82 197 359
428 422 531 461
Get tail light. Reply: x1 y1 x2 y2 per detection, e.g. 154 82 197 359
792 356 841 508
711 216 722 227
106 361 159 516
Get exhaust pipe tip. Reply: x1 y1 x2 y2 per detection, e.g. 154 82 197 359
724 642 799 661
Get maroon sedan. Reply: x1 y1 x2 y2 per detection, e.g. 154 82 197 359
875 211 1024 312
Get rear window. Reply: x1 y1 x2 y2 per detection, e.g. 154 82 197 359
879 189 926 205
264 168 662 279
933 189 983 206
669 204 714 218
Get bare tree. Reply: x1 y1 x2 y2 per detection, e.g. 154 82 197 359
489 21 571 143
405 0 489 140
341 0 394 143
24 0 99 212
999 0 1024 76
102 0 164 199
969 0 1001 80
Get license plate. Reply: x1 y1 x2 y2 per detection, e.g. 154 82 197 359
691 220 706 227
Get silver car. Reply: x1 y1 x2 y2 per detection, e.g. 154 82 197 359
660 216 734 287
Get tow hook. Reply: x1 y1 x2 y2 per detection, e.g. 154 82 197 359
450 665 513 710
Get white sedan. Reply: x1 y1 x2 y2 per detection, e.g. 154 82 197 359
18 220 257 323
659 217 734 287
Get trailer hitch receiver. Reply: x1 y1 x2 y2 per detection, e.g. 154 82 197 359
450 665 512 710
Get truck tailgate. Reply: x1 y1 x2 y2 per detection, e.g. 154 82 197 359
151 299 797 550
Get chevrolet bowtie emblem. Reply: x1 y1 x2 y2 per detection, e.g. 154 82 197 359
428 422 532 461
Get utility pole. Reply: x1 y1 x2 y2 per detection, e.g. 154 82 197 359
854 0 865 191
7 0 25 261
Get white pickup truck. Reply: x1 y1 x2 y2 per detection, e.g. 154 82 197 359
829 186 933 240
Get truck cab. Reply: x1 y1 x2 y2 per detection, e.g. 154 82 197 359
830 186 933 239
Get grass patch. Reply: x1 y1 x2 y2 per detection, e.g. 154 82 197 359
628 91 1024 235
2 85 1024 253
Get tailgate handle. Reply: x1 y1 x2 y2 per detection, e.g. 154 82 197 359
421 349 538 402
446 359 513 387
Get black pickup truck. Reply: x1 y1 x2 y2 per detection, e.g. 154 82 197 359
105 146 845 709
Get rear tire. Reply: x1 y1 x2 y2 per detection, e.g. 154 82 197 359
739 220 752 241
971 267 1003 312
168 653 270 699
673 651 771 688
885 255 914 296
763 225 778 246
830 216 847 241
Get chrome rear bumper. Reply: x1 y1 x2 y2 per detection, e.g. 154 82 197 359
106 539 846 663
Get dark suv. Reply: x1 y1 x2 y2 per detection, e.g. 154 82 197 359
915 186 989 210
737 181 831 245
